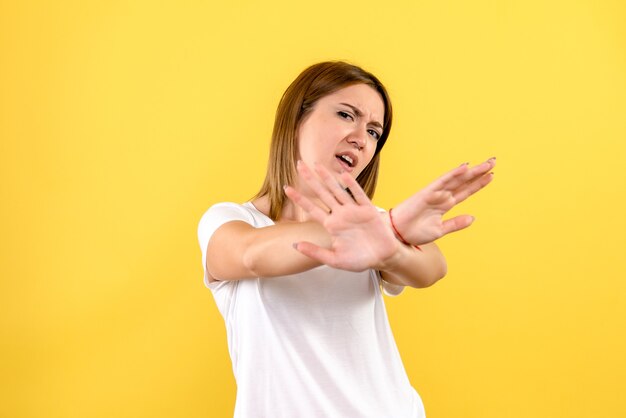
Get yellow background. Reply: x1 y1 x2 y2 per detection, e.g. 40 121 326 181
1 0 625 417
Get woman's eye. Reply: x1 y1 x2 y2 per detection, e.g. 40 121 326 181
368 129 381 140
338 111 353 121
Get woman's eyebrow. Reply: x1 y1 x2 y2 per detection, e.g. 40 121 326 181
339 102 383 129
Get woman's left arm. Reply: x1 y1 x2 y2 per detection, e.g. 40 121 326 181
287 160 494 287
376 224 447 289
376 158 496 287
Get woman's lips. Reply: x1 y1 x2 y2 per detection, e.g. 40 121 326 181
336 155 354 172
335 151 358 172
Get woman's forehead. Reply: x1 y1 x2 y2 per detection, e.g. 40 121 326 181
322 84 385 117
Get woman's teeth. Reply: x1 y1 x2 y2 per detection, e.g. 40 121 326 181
338 155 354 167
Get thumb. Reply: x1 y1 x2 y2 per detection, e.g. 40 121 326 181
294 241 335 266
441 215 475 236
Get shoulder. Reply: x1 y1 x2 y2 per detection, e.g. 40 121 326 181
200 202 256 224
197 202 250 244
198 201 273 242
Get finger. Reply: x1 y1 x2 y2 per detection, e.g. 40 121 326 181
465 158 495 182
297 161 341 209
448 157 496 191
284 185 328 223
314 163 354 205
453 171 494 204
293 241 336 266
340 172 371 206
441 214 475 236
430 163 471 192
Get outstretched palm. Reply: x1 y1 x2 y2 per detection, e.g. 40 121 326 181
285 158 496 268
284 161 399 272
391 158 496 245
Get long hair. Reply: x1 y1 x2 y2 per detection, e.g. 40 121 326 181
255 61 393 220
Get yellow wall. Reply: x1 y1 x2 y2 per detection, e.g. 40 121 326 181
2 1 625 417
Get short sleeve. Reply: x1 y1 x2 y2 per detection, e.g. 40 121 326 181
197 203 256 288
372 269 405 297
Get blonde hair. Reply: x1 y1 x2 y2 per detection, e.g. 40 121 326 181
255 61 393 220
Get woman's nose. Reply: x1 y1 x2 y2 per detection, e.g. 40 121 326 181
347 127 367 150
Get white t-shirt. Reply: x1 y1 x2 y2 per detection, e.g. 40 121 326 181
198 202 426 418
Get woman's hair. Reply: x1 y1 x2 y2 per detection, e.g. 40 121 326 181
255 61 393 220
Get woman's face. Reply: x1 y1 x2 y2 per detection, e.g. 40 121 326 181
296 83 385 182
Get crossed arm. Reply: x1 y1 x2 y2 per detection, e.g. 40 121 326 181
206 158 496 288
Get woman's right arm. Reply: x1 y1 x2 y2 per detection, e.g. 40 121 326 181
206 220 331 281
206 158 496 283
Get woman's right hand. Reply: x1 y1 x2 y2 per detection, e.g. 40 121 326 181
389 158 496 246
284 161 402 272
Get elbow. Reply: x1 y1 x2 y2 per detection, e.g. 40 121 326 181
241 247 262 278
428 255 448 286
438 260 448 280
416 260 448 289
430 259 448 286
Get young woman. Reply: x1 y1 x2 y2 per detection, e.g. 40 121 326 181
198 61 495 418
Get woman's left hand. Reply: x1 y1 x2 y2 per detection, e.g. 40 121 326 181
284 161 400 272
389 158 496 245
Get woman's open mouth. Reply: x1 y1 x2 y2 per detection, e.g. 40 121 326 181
335 152 358 171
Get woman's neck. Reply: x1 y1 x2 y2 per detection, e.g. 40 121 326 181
252 189 329 223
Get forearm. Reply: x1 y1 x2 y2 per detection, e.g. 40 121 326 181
243 221 332 277
207 220 331 280
378 241 447 288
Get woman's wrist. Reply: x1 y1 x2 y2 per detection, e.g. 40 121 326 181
374 234 409 272
373 212 413 272
388 208 422 251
